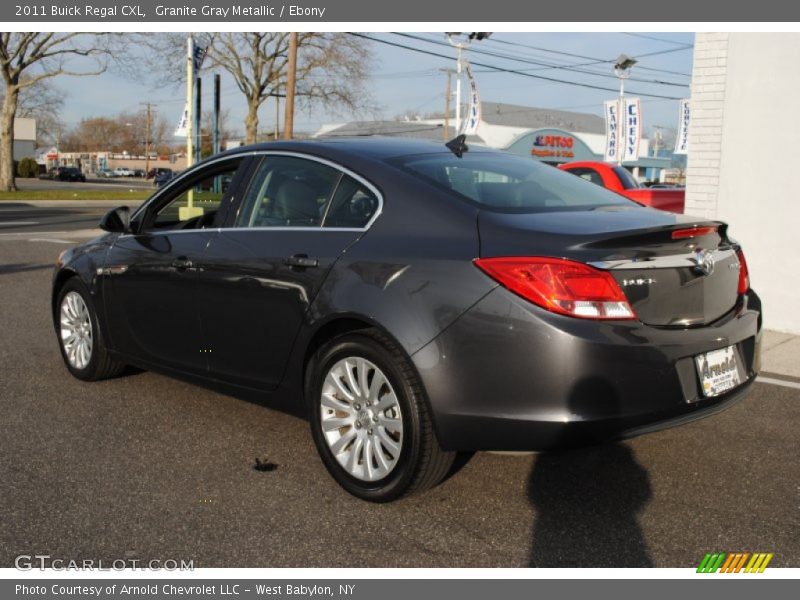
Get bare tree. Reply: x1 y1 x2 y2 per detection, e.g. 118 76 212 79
61 117 124 153
0 77 66 147
0 33 118 190
145 33 374 144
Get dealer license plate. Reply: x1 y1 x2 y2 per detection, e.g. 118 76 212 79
695 345 742 398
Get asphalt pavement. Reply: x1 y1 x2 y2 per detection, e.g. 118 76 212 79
0 204 798 568
17 177 153 191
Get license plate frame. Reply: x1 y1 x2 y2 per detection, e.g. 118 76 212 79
695 345 742 398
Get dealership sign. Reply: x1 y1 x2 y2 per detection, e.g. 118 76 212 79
674 99 691 154
532 134 575 159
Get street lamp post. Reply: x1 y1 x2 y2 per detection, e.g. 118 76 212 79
614 54 637 166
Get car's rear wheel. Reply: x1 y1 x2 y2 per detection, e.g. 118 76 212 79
307 329 455 502
56 278 125 381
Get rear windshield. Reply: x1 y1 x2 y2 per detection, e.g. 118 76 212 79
612 166 641 190
392 152 636 213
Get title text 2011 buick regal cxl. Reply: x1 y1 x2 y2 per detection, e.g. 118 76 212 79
52 137 761 501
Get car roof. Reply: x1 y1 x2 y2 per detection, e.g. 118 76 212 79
219 136 499 161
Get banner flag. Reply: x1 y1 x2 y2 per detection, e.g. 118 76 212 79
622 97 642 163
174 102 189 137
603 100 620 162
192 40 208 72
460 62 481 136
674 98 691 154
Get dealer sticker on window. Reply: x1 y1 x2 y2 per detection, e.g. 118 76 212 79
695 345 741 398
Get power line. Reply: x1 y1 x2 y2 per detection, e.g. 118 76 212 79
622 32 694 47
351 33 684 100
486 35 693 78
394 33 689 87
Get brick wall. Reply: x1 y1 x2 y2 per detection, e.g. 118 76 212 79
684 33 729 218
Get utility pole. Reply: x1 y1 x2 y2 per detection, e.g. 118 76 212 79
283 32 298 140
213 74 221 156
652 125 664 156
195 76 202 164
439 68 452 141
140 102 155 177
186 35 194 170
275 93 280 140
213 74 221 193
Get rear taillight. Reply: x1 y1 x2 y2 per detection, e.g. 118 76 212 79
671 225 718 239
474 257 636 320
736 249 750 295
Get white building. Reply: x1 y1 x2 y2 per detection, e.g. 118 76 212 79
685 33 800 333
13 117 36 161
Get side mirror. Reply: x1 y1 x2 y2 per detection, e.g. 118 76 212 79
99 206 131 234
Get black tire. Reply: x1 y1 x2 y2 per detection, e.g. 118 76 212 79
307 328 455 502
55 277 125 381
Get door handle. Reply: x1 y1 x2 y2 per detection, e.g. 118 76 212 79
171 257 194 270
285 254 319 269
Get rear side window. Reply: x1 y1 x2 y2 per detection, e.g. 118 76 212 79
393 152 635 213
236 156 342 228
323 175 379 228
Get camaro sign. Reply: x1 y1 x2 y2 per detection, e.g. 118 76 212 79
603 100 620 162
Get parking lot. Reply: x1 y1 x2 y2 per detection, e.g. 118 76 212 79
1 202 798 568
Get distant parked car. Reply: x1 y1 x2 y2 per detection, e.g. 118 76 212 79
113 167 135 177
559 161 685 214
154 170 176 188
147 167 173 180
56 167 86 183
133 169 146 178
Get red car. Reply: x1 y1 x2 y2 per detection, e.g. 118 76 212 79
559 161 685 213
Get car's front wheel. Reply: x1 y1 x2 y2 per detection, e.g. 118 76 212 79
308 329 455 502
56 278 125 381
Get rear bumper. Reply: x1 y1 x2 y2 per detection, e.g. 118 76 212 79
412 287 762 451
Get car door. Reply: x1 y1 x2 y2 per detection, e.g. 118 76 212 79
197 153 382 390
102 157 251 374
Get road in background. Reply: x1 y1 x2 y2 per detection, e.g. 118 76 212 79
0 202 147 238
0 210 798 568
16 177 153 192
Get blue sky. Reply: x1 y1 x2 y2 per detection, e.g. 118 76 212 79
54 32 694 139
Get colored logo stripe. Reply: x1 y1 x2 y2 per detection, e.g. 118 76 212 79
697 552 773 573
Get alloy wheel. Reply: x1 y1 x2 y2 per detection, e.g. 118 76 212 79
60 291 93 370
319 357 404 482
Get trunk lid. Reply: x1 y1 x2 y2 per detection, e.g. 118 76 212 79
478 205 740 327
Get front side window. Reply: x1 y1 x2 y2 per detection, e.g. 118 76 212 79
236 156 342 228
144 161 242 231
393 152 636 213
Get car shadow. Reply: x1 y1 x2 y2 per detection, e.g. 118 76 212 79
0 263 53 276
527 376 654 567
